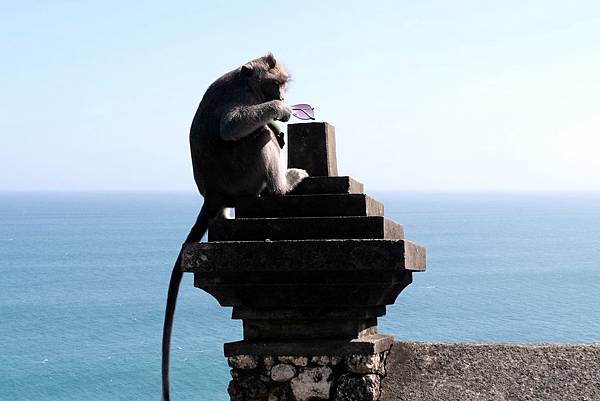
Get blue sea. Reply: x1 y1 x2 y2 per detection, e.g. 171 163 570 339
1 191 599 401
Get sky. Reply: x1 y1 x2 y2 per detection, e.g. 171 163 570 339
1 0 599 191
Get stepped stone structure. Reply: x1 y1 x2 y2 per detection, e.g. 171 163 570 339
181 122 426 401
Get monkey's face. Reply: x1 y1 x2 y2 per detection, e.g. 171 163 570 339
242 53 289 102
260 77 287 101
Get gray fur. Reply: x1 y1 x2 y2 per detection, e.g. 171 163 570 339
161 54 307 401
189 54 301 204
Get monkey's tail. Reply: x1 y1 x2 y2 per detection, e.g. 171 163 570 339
161 203 213 401
161 251 183 401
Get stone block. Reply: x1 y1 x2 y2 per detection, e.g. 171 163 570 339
197 274 413 308
183 239 425 273
235 194 383 218
277 356 309 367
228 374 268 401
335 373 381 401
270 364 297 382
224 334 394 357
183 239 422 309
288 122 337 176
290 366 334 401
243 318 377 340
232 306 386 321
345 353 383 374
311 356 342 366
289 176 363 195
228 354 259 370
264 356 276 369
208 216 404 241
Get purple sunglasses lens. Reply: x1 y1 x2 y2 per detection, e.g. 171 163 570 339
290 103 315 120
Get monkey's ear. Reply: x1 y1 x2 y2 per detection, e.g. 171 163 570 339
264 52 276 69
240 63 254 78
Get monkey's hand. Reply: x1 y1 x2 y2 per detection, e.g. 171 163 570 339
221 101 293 141
274 101 292 122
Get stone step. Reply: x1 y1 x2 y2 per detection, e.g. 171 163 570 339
225 334 394 357
231 306 387 320
235 194 383 218
208 216 403 241
289 176 364 195
182 239 425 273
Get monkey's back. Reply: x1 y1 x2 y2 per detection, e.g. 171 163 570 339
189 71 280 204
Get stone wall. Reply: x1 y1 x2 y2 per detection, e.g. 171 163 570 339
227 350 390 401
381 342 600 401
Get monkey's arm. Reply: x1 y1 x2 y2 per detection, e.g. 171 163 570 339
220 100 291 141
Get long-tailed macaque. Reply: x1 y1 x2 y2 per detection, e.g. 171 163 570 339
162 53 307 401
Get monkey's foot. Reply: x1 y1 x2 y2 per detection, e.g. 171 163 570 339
285 168 309 191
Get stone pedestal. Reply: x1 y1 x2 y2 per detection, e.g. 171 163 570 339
181 122 426 401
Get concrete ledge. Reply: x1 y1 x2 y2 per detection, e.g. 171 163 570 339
381 342 600 401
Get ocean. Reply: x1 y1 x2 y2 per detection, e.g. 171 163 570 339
1 191 599 400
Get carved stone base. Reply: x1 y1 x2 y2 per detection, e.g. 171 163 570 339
181 123 426 400
227 344 392 401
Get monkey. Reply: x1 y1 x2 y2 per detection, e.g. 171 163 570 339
161 53 308 401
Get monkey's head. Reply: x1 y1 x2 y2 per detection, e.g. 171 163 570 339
241 53 289 102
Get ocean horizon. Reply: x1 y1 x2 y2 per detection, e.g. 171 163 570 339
1 191 599 400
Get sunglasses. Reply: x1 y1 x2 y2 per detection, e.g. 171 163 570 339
290 104 315 120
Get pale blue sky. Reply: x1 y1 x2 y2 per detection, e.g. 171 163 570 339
1 1 599 191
